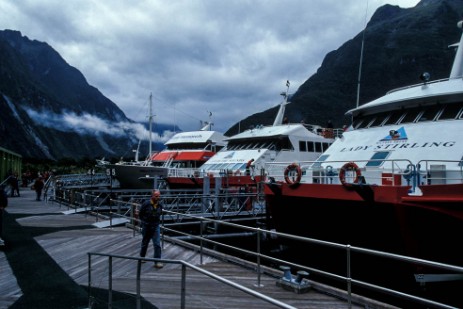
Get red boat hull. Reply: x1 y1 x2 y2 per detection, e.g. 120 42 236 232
264 182 463 266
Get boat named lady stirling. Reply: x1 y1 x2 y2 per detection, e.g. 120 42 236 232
264 21 463 282
166 83 342 190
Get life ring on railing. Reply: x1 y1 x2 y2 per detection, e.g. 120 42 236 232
284 163 302 186
339 162 361 187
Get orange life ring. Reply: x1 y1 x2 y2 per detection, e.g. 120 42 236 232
284 163 302 186
339 162 361 186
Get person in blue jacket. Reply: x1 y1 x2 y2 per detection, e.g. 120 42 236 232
139 189 164 268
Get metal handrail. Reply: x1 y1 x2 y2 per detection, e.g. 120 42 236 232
87 252 297 309
160 210 462 309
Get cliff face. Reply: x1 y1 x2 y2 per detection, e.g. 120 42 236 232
3 0 463 159
0 30 160 160
225 0 463 136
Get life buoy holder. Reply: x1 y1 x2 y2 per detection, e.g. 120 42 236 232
284 163 302 186
339 162 361 187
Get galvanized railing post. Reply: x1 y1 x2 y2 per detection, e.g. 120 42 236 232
108 255 113 308
200 217 204 265
87 253 92 308
346 245 352 309
256 228 262 287
136 260 142 309
181 264 186 309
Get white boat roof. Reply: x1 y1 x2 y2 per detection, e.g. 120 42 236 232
319 21 463 170
349 78 463 116
226 124 327 141
165 130 227 146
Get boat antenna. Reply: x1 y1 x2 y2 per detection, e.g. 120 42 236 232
272 80 291 126
148 93 153 156
200 111 214 131
356 0 369 108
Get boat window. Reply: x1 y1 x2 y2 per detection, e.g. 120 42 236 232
209 163 222 170
307 142 314 152
366 151 391 167
229 163 241 171
439 103 463 120
399 107 421 123
299 141 307 152
384 110 405 125
322 142 330 152
315 142 322 153
417 105 441 122
355 115 375 129
276 137 293 150
214 163 227 170
311 154 329 168
369 112 389 127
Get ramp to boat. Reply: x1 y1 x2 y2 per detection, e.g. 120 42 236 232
92 218 129 228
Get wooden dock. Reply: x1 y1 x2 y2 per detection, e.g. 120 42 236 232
0 188 397 309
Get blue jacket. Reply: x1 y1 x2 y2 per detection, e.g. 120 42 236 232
139 199 163 226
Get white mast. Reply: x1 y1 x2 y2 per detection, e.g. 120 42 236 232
450 21 463 79
148 93 153 157
356 0 369 108
272 80 291 126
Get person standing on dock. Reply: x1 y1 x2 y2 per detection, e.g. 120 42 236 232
0 185 8 246
33 177 44 201
139 189 164 268
10 173 20 197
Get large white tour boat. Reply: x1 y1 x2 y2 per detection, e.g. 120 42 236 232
263 20 463 293
166 83 341 190
108 121 227 189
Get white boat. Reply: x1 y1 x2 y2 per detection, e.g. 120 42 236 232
263 19 463 301
107 96 227 189
166 83 341 189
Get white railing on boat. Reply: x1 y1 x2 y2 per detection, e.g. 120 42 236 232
266 159 463 192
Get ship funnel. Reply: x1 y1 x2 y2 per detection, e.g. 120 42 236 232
449 21 463 79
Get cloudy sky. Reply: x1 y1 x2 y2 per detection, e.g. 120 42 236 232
1 0 420 134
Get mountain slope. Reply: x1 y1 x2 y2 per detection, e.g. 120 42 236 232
225 0 463 136
0 30 164 160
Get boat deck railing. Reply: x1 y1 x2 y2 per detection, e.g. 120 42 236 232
87 252 298 309
266 158 463 191
88 208 462 309
46 185 266 229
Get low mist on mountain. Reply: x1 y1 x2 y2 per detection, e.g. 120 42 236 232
1 0 462 160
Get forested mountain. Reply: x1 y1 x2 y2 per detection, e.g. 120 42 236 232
0 30 177 160
1 0 462 160
225 0 463 135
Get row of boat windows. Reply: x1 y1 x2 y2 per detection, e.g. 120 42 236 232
353 102 463 129
201 162 246 172
299 141 332 153
226 138 293 151
167 143 225 151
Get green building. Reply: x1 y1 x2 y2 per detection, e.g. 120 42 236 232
0 146 22 182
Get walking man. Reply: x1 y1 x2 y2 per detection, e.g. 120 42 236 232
139 190 164 268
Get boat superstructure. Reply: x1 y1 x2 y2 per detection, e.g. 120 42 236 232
109 113 227 189
166 83 342 189
263 20 463 288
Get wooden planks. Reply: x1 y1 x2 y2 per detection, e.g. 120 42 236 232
0 188 397 309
